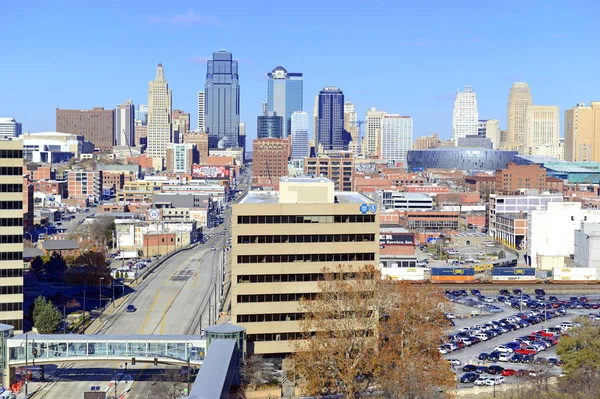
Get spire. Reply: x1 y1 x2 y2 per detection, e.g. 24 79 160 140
155 63 165 82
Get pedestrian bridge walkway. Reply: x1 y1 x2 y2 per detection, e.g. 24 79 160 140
6 333 206 367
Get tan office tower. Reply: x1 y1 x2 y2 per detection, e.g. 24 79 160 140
231 177 379 356
344 102 358 142
524 105 559 153
0 140 24 333
172 109 190 144
197 91 205 132
183 132 209 163
365 107 386 157
147 63 172 160
564 102 600 162
313 95 319 145
506 82 532 152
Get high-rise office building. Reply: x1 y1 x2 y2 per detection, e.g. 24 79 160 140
413 133 441 150
172 109 191 144
205 50 240 149
252 138 290 187
478 119 501 149
344 102 358 143
564 102 600 162
365 108 386 157
165 143 199 173
317 87 345 152
261 102 268 117
313 95 319 145
136 105 148 125
506 82 532 151
115 100 135 147
0 140 24 333
147 63 172 159
452 85 479 145
524 105 559 150
381 115 413 164
197 91 205 133
183 132 209 163
0 118 22 138
267 66 303 138
257 112 283 139
56 107 115 151
231 177 379 355
291 111 309 160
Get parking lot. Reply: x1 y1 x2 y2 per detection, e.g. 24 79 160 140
442 289 599 389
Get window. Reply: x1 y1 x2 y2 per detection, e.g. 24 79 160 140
237 214 374 224
0 236 22 244
0 202 22 210
237 252 375 264
0 184 22 193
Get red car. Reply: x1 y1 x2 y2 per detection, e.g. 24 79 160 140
515 348 536 355
533 330 555 338
502 368 517 377
455 342 465 349
516 370 530 377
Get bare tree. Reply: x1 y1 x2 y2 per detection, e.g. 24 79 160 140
240 355 278 391
150 368 187 399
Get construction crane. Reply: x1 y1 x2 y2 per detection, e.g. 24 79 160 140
122 129 133 156
350 120 366 153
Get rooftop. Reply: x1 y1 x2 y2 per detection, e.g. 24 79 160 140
40 239 79 251
497 213 528 220
238 190 374 205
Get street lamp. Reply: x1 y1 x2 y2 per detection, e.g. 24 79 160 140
99 277 104 321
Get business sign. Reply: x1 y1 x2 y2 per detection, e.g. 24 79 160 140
191 165 230 180
430 267 475 276
492 267 536 276
380 233 415 246
147 208 160 221
360 204 368 214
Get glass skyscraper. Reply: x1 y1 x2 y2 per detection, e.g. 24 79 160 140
267 66 303 138
291 111 309 160
317 87 345 151
205 50 240 148
257 112 283 139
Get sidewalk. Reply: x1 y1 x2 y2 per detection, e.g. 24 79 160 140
85 296 129 335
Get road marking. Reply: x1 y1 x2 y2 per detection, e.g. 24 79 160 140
138 292 160 334
192 258 203 288
160 292 178 334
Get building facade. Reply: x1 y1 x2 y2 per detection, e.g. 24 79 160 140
231 178 379 355
67 171 102 201
183 133 210 164
205 50 240 149
574 222 600 275
494 163 547 195
365 108 386 157
304 154 354 191
257 112 283 139
0 140 24 332
267 66 303 138
56 107 115 151
406 148 517 171
317 87 345 152
375 192 433 211
0 118 22 139
135 104 148 125
115 100 135 147
165 143 199 173
564 102 600 162
147 64 173 159
290 111 309 160
252 139 290 187
413 133 441 150
452 86 479 145
380 115 413 164
506 82 532 151
344 102 359 144
524 105 559 151
172 109 191 143
478 119 500 149
456 135 492 149
197 91 205 132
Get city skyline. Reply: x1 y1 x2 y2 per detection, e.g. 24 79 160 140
3 1 600 143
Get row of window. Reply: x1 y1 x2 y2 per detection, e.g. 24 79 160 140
0 302 22 312
0 253 22 261
0 167 22 176
0 184 22 193
0 235 22 244
237 293 316 303
237 234 375 245
0 285 23 295
0 201 22 210
0 218 22 227
247 332 304 342
0 269 23 278
0 319 22 331
237 215 375 224
237 313 303 323
237 252 375 264
0 150 23 159
238 273 356 283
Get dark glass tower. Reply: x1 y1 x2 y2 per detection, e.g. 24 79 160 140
317 87 345 151
257 112 283 139
205 50 240 148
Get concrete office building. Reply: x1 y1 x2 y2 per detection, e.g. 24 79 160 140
478 119 500 149
574 222 600 274
147 63 173 160
257 112 283 139
304 154 354 191
365 108 386 157
375 191 433 211
344 102 359 144
267 66 303 138
505 82 532 152
0 118 22 139
197 91 205 132
0 140 24 333
165 143 199 174
317 87 345 152
413 133 441 150
183 133 209 163
115 100 135 147
205 50 240 149
312 95 319 145
380 115 413 164
564 102 600 162
56 107 115 151
290 111 309 160
231 177 380 356
524 105 559 151
452 86 479 145
172 110 191 143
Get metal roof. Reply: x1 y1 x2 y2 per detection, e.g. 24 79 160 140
40 239 79 251
188 339 237 399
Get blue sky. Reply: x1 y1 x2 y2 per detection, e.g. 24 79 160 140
2 0 600 141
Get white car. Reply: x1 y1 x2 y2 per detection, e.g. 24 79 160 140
445 313 456 319
484 376 505 386
494 345 514 353
438 347 448 355
498 353 512 362
474 377 491 386
447 358 461 366
475 334 489 341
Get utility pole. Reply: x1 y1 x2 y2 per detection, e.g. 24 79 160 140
187 356 191 395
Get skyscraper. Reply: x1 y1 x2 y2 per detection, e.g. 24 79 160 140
257 112 283 139
205 50 240 149
147 63 172 159
0 118 22 138
452 85 479 145
506 82 532 151
197 91 205 132
136 105 148 125
115 100 135 147
365 108 386 157
381 115 413 164
267 66 303 138
564 102 600 162
312 95 319 145
478 119 500 149
317 87 345 151
344 102 358 143
172 109 191 144
291 111 309 160
524 105 559 151
261 101 268 116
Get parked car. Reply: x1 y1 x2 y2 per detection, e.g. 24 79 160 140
484 376 505 386
462 365 477 372
488 365 504 375
460 372 479 384
447 359 462 366
502 368 517 376
474 377 491 386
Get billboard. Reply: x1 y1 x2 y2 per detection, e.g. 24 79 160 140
430 267 475 276
380 233 414 246
191 165 230 180
492 267 536 276
553 267 597 281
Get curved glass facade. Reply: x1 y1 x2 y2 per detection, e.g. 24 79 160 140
407 148 517 171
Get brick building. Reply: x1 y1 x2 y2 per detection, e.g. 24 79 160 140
56 107 115 151
143 232 176 256
304 154 354 191
102 171 126 193
67 171 102 201
546 176 564 193
183 133 209 164
464 175 496 195
252 138 290 188
33 180 68 198
494 163 547 195
27 165 55 181
399 211 460 231
126 154 154 170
